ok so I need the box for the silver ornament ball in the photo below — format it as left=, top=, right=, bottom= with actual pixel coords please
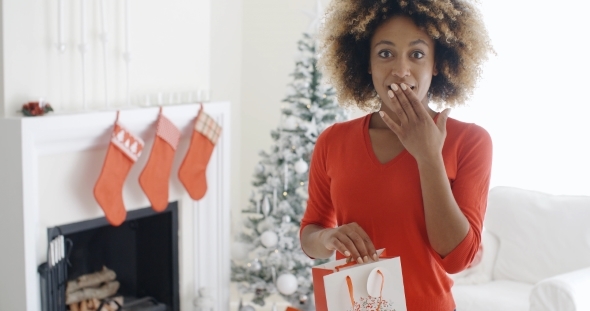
left=282, top=215, right=291, bottom=223
left=239, top=306, right=255, bottom=311
left=249, top=259, right=262, bottom=272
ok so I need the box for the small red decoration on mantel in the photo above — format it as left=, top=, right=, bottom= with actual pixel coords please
left=21, top=101, right=53, bottom=116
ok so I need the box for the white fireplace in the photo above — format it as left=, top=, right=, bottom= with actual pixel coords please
left=0, top=102, right=231, bottom=311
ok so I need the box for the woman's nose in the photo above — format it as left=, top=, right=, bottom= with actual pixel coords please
left=391, top=58, right=410, bottom=78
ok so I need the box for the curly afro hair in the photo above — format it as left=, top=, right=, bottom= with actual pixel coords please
left=319, top=0, right=494, bottom=111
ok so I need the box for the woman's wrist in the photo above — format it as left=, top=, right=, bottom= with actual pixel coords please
left=415, top=152, right=445, bottom=170
left=302, top=225, right=335, bottom=259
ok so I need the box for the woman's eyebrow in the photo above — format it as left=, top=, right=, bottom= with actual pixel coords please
left=373, top=39, right=430, bottom=48
left=410, top=39, right=430, bottom=47
left=373, top=40, right=395, bottom=48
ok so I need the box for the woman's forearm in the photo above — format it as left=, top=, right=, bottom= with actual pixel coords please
left=301, top=224, right=335, bottom=259
left=417, top=155, right=470, bottom=257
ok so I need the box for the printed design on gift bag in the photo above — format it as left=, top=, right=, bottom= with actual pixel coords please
left=345, top=269, right=396, bottom=311
left=156, top=113, right=181, bottom=150
left=194, top=109, right=222, bottom=144
left=111, top=123, right=145, bottom=162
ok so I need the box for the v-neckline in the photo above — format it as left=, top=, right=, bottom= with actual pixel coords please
left=362, top=112, right=440, bottom=168
left=363, top=113, right=408, bottom=168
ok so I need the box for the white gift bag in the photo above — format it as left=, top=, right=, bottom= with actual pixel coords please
left=312, top=249, right=407, bottom=311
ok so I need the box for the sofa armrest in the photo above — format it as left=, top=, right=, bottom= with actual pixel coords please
left=530, top=267, right=590, bottom=311
left=448, top=229, right=499, bottom=285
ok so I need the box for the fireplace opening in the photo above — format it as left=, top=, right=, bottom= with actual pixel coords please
left=47, top=202, right=180, bottom=311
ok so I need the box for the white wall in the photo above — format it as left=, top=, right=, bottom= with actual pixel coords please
left=1, top=0, right=209, bottom=115
left=450, top=0, right=590, bottom=196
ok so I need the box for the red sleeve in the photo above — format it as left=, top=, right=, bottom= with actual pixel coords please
left=299, top=125, right=338, bottom=257
left=436, top=124, right=493, bottom=274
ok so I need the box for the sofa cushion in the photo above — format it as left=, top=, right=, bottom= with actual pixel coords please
left=449, top=229, right=499, bottom=285
left=485, top=186, right=590, bottom=283
left=452, top=280, right=532, bottom=311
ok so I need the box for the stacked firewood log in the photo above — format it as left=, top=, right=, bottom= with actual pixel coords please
left=68, top=297, right=123, bottom=311
left=66, top=266, right=123, bottom=311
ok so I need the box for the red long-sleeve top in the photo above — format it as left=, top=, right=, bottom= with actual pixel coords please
left=301, top=113, right=493, bottom=311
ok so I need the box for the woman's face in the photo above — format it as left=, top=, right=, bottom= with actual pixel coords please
left=369, top=15, right=438, bottom=107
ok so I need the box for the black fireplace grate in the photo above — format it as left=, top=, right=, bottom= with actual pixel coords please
left=38, top=233, right=71, bottom=311
left=41, top=203, right=179, bottom=311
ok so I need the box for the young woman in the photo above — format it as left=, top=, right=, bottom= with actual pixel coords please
left=300, top=0, right=494, bottom=310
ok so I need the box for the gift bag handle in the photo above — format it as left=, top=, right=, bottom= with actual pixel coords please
left=345, top=269, right=385, bottom=310
left=335, top=252, right=388, bottom=272
left=345, top=275, right=356, bottom=308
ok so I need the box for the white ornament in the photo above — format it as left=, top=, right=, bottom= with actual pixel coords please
left=260, top=230, right=278, bottom=248
left=282, top=215, right=291, bottom=223
left=276, top=273, right=298, bottom=295
left=294, top=158, right=309, bottom=174
left=255, top=163, right=265, bottom=174
left=262, top=196, right=271, bottom=217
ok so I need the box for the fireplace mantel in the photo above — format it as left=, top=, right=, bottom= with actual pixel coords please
left=0, top=102, right=231, bottom=311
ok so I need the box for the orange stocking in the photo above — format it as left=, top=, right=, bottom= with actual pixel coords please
left=94, top=114, right=144, bottom=226
left=139, top=109, right=181, bottom=212
left=178, top=105, right=222, bottom=200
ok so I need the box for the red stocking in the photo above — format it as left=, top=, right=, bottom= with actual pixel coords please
left=178, top=105, right=222, bottom=200
left=94, top=112, right=144, bottom=226
left=139, top=108, right=181, bottom=212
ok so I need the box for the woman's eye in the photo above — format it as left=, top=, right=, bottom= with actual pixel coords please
left=412, top=51, right=425, bottom=59
left=378, top=50, right=392, bottom=58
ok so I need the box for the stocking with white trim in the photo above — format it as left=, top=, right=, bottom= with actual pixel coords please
left=94, top=113, right=144, bottom=226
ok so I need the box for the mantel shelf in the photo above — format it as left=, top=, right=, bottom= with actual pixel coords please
left=11, top=102, right=228, bottom=155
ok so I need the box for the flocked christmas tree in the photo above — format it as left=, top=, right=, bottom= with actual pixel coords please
left=230, top=31, right=348, bottom=311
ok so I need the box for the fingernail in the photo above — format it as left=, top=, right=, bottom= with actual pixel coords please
left=387, top=90, right=394, bottom=98
left=344, top=251, right=351, bottom=257
left=373, top=253, right=378, bottom=261
left=363, top=256, right=369, bottom=263
left=379, top=111, right=385, bottom=118
left=400, top=83, right=407, bottom=90
left=357, top=257, right=363, bottom=264
left=391, top=84, right=399, bottom=91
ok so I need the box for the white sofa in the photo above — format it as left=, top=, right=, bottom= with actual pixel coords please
left=450, top=186, right=590, bottom=311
